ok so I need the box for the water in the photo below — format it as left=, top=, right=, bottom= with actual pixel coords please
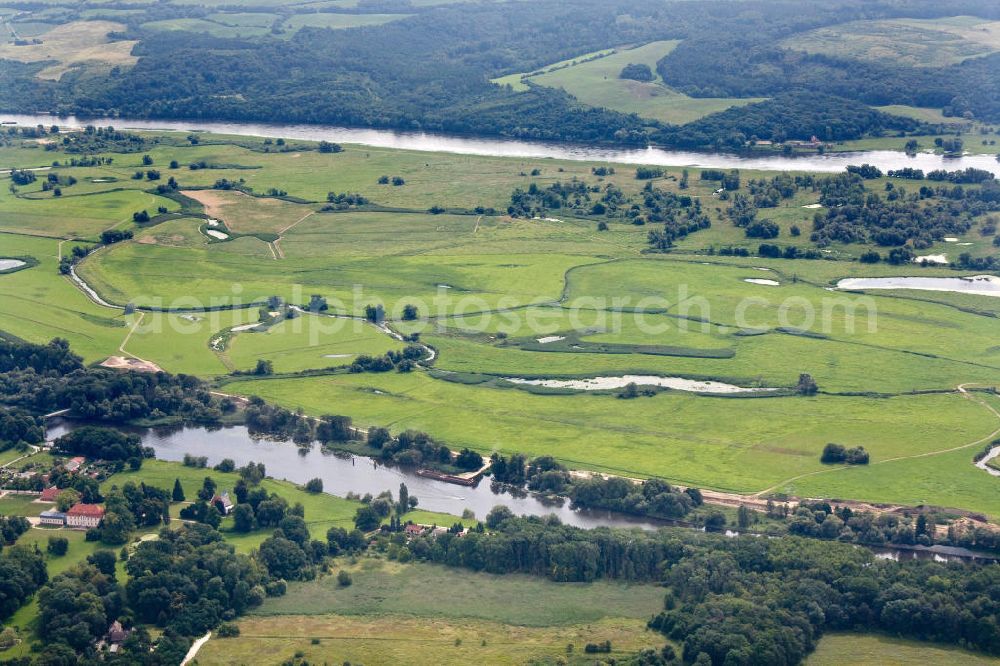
left=837, top=275, right=1000, bottom=298
left=0, top=259, right=26, bottom=271
left=503, top=375, right=776, bottom=393
left=44, top=419, right=668, bottom=530
left=6, top=112, right=1000, bottom=175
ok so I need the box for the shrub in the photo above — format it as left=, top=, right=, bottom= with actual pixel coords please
left=337, top=570, right=352, bottom=587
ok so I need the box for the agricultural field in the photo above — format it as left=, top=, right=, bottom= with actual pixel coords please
left=783, top=16, right=1000, bottom=68
left=498, top=41, right=765, bottom=125
left=0, top=20, right=137, bottom=80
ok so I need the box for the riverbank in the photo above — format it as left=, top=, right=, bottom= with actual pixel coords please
left=4, top=112, right=1000, bottom=176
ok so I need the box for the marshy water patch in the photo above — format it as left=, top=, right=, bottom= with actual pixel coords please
left=744, top=278, right=780, bottom=286
left=0, top=259, right=27, bottom=271
left=837, top=275, right=1000, bottom=298
left=503, top=375, right=776, bottom=393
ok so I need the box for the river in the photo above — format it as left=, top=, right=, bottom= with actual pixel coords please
left=44, top=419, right=669, bottom=531
left=42, top=419, right=1000, bottom=561
left=5, top=112, right=1000, bottom=175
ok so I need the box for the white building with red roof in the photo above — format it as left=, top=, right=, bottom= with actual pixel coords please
left=66, top=503, right=104, bottom=529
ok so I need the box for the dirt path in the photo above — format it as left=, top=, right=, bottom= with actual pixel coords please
left=278, top=210, right=315, bottom=235
left=180, top=632, right=211, bottom=666
left=473, top=215, right=482, bottom=233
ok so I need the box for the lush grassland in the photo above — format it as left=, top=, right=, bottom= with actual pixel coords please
left=529, top=41, right=765, bottom=124
left=225, top=315, right=401, bottom=374
left=0, top=233, right=134, bottom=363
left=225, top=371, right=1000, bottom=513
left=3, top=133, right=1000, bottom=518
left=807, top=633, right=1000, bottom=665
left=782, top=16, right=1000, bottom=68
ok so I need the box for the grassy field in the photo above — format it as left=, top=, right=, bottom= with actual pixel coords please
left=281, top=12, right=410, bottom=31
left=198, top=614, right=658, bottom=665
left=783, top=16, right=1000, bottom=68
left=0, top=20, right=137, bottom=79
left=225, top=372, right=1000, bottom=513
left=500, top=41, right=764, bottom=124
left=807, top=633, right=1000, bottom=665
left=194, top=557, right=666, bottom=665
left=255, top=558, right=665, bottom=625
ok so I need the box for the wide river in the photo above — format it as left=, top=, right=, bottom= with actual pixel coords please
left=5, top=112, right=1000, bottom=175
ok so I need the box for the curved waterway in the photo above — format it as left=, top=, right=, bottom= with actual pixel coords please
left=5, top=112, right=1000, bottom=175
left=44, top=419, right=668, bottom=531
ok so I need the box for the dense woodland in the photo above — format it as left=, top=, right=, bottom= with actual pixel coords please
left=0, top=338, right=230, bottom=423
left=3, top=0, right=1000, bottom=146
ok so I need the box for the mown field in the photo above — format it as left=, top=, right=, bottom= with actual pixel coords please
left=196, top=557, right=666, bottom=665
left=2, top=130, right=999, bottom=518
left=783, top=16, right=1000, bottom=68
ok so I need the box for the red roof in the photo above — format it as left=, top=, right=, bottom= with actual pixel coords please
left=67, top=503, right=105, bottom=517
left=70, top=457, right=85, bottom=464
left=39, top=486, right=59, bottom=502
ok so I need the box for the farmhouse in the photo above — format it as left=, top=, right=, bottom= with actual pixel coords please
left=39, top=510, right=66, bottom=526
left=64, top=456, right=85, bottom=472
left=39, top=486, right=59, bottom=502
left=66, top=503, right=104, bottom=528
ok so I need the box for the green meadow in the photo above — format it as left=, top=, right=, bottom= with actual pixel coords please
left=528, top=40, right=766, bottom=124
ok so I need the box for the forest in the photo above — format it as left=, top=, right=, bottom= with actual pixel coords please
left=3, top=0, right=1000, bottom=146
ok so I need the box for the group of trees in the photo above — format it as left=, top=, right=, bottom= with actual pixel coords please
left=0, top=338, right=231, bottom=424
left=490, top=451, right=705, bottom=521
left=811, top=172, right=1000, bottom=248
left=52, top=427, right=152, bottom=468
left=820, top=442, right=870, bottom=465
left=657, top=93, right=919, bottom=150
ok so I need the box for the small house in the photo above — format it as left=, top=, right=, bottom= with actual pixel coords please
left=39, top=486, right=59, bottom=503
left=66, top=503, right=104, bottom=529
left=404, top=523, right=425, bottom=537
left=211, top=491, right=234, bottom=516
left=39, top=510, right=66, bottom=526
left=65, top=456, right=85, bottom=472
